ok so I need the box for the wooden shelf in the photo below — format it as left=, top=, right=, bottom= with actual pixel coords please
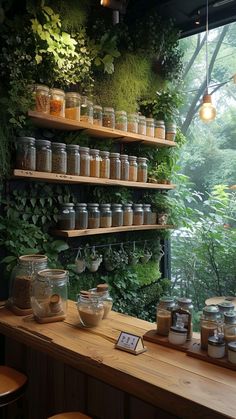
left=28, top=111, right=176, bottom=148
left=53, top=224, right=174, bottom=238
left=13, top=170, right=176, bottom=190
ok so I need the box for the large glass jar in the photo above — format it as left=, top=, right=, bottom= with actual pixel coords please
left=129, top=156, right=138, bottom=182
left=137, top=157, right=148, bottom=183
left=93, top=105, right=103, bottom=126
left=34, top=84, right=50, bottom=113
left=65, top=92, right=80, bottom=120
left=123, top=204, right=133, bottom=226
left=88, top=203, right=100, bottom=229
left=8, top=255, right=48, bottom=314
left=115, top=111, right=127, bottom=131
left=166, top=122, right=177, bottom=141
left=52, top=142, right=67, bottom=174
left=100, top=204, right=112, bottom=228
left=103, top=107, right=115, bottom=129
left=58, top=203, right=75, bottom=230
left=16, top=137, right=36, bottom=171
left=200, top=306, right=221, bottom=350
left=36, top=139, right=52, bottom=172
left=90, top=284, right=113, bottom=319
left=75, top=203, right=88, bottom=230
left=224, top=312, right=236, bottom=346
left=76, top=291, right=104, bottom=327
left=138, top=115, right=146, bottom=136
left=80, top=147, right=90, bottom=177
left=110, top=153, right=121, bottom=180
left=156, top=297, right=176, bottom=336
left=146, top=118, right=155, bottom=137
left=120, top=154, right=129, bottom=181
left=218, top=301, right=235, bottom=319
left=49, top=88, right=65, bottom=117
left=143, top=204, right=152, bottom=225
left=31, top=269, right=68, bottom=323
left=133, top=204, right=144, bottom=225
left=155, top=120, right=165, bottom=139
left=173, top=298, right=193, bottom=340
left=66, top=144, right=80, bottom=176
left=90, top=149, right=100, bottom=178
left=127, top=113, right=138, bottom=133
left=100, top=151, right=110, bottom=179
left=80, top=96, right=93, bottom=123
left=112, top=204, right=123, bottom=227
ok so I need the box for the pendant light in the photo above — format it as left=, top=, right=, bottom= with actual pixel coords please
left=199, top=0, right=217, bottom=122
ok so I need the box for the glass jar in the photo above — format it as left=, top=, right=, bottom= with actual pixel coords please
left=65, top=92, right=80, bottom=121
left=16, top=137, right=36, bottom=171
left=218, top=301, right=235, bottom=319
left=93, top=105, right=103, bottom=126
left=168, top=325, right=187, bottom=345
left=8, top=255, right=48, bottom=313
left=166, top=122, right=177, bottom=141
left=88, top=203, right=100, bottom=229
left=127, top=113, right=138, bottom=133
left=49, top=88, right=65, bottom=117
left=100, top=204, right=112, bottom=228
left=31, top=269, right=68, bottom=323
left=66, top=144, right=80, bottom=176
left=75, top=203, right=88, bottom=230
left=129, top=156, right=138, bottom=182
left=103, top=107, right=115, bottom=129
left=138, top=115, right=146, bottom=136
left=80, top=147, right=90, bottom=177
left=137, top=157, right=148, bottom=183
left=208, top=336, right=225, bottom=359
left=100, top=151, right=110, bottom=179
left=110, top=153, right=121, bottom=180
left=80, top=96, right=93, bottom=123
left=133, top=204, right=144, bottom=225
left=120, top=154, right=129, bottom=181
left=90, top=284, right=113, bottom=319
left=143, top=204, right=152, bottom=225
left=154, top=120, right=165, bottom=139
left=58, top=203, right=75, bottom=230
left=115, top=111, right=127, bottom=131
left=156, top=297, right=175, bottom=336
left=228, top=342, right=236, bottom=364
left=200, top=306, right=221, bottom=350
left=36, top=139, right=52, bottom=172
left=112, top=204, right=123, bottom=227
left=224, top=312, right=236, bottom=346
left=123, top=204, right=133, bottom=226
left=173, top=298, right=193, bottom=341
left=90, top=149, right=100, bottom=178
left=52, top=142, right=67, bottom=174
left=76, top=291, right=104, bottom=327
left=146, top=118, right=155, bottom=137
left=34, top=84, right=50, bottom=113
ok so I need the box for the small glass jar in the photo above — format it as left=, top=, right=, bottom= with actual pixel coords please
left=90, top=149, right=100, bottom=178
left=80, top=147, right=90, bottom=177
left=110, top=153, right=121, bottom=180
left=65, top=92, right=80, bottom=120
left=112, top=204, right=123, bottom=227
left=123, top=204, right=133, bottom=226
left=127, top=113, right=138, bottom=133
left=115, top=111, right=127, bottom=131
left=16, top=137, right=36, bottom=171
left=100, top=151, right=110, bottom=179
left=58, top=203, right=75, bottom=230
left=49, top=88, right=65, bottom=117
left=138, top=115, right=146, bottom=136
left=66, top=144, right=80, bottom=176
left=35, top=84, right=50, bottom=113
left=156, top=297, right=175, bottom=336
left=228, top=342, right=236, bottom=364
left=80, top=96, right=93, bottom=124
left=52, top=142, right=67, bottom=174
left=143, top=204, right=152, bottom=225
left=103, top=107, right=115, bottom=129
left=224, top=311, right=236, bottom=346
left=172, top=298, right=193, bottom=341
left=137, top=157, right=148, bottom=183
left=218, top=301, right=235, bottom=319
left=146, top=118, right=155, bottom=137
left=88, top=203, right=100, bottom=229
left=154, top=120, right=165, bottom=139
left=129, top=156, right=138, bottom=182
left=200, top=305, right=221, bottom=350
left=208, top=336, right=225, bottom=359
left=36, top=139, right=52, bottom=172
left=120, top=154, right=129, bottom=181
left=75, top=203, right=88, bottom=230
left=133, top=204, right=144, bottom=225
left=90, top=284, right=113, bottom=319
left=166, top=122, right=177, bottom=141
left=93, top=105, right=103, bottom=126
left=31, top=269, right=68, bottom=323
left=77, top=291, right=104, bottom=327
left=100, top=204, right=112, bottom=228
left=168, top=325, right=187, bottom=345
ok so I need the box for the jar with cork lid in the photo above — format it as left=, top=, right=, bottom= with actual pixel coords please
left=200, top=305, right=221, bottom=350
left=156, top=296, right=175, bottom=336
left=76, top=291, right=104, bottom=327
left=90, top=284, right=113, bottom=319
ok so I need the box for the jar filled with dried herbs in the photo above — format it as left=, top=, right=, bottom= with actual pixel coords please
left=100, top=151, right=110, bottom=178
left=120, top=154, right=129, bottom=181
left=16, top=137, right=36, bottom=171
left=133, top=204, right=144, bottom=225
left=115, top=111, right=127, bottom=131
left=67, top=144, right=80, bottom=176
left=110, top=153, right=121, bottom=180
left=88, top=203, right=100, bottom=229
left=129, top=156, right=138, bottom=182
left=154, top=120, right=165, bottom=139
left=58, top=203, right=75, bottom=230
left=36, top=139, right=52, bottom=172
left=52, top=142, right=67, bottom=174
left=127, top=113, right=138, bottom=133
left=138, top=115, right=146, bottom=136
left=137, top=157, right=148, bottom=183
left=90, top=149, right=100, bottom=178
left=100, top=204, right=112, bottom=228
left=146, top=118, right=155, bottom=137
left=80, top=147, right=90, bottom=177
left=112, top=204, right=123, bottom=227
left=123, top=203, right=133, bottom=226
left=75, top=203, right=88, bottom=229
left=103, top=107, right=115, bottom=129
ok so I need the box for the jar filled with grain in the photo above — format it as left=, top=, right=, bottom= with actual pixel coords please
left=166, top=122, right=177, bottom=141
left=100, top=203, right=112, bottom=228
left=154, top=120, right=165, bottom=139
left=133, top=204, right=144, bottom=225
left=146, top=118, right=155, bottom=137
left=34, top=84, right=50, bottom=113
left=80, top=147, right=90, bottom=177
left=138, top=115, right=146, bottom=136
left=77, top=291, right=104, bottom=327
left=127, top=113, right=138, bottom=133
left=49, top=88, right=65, bottom=117
left=143, top=204, right=152, bottom=225
left=66, top=144, right=80, bottom=176
left=58, top=203, right=75, bottom=230
left=103, top=107, right=115, bottom=129
left=137, top=157, right=148, bottom=183
left=120, top=154, right=129, bottom=181
left=90, top=149, right=100, bottom=178
left=115, top=111, right=127, bottom=131
left=123, top=203, right=133, bottom=226
left=112, top=204, right=123, bottom=227
left=93, top=105, right=103, bottom=126
left=75, top=203, right=88, bottom=230
left=65, top=92, right=80, bottom=120
left=129, top=156, right=138, bottom=182
left=90, top=284, right=113, bottom=319
left=36, top=139, right=52, bottom=172
left=156, top=297, right=176, bottom=336
left=16, top=137, right=36, bottom=171
left=88, top=203, right=100, bottom=229
left=200, top=306, right=221, bottom=350
left=80, top=96, right=93, bottom=123
left=52, top=142, right=67, bottom=174
left=110, top=153, right=121, bottom=180
left=100, top=151, right=110, bottom=178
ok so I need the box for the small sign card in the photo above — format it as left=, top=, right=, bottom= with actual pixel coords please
left=115, top=331, right=147, bottom=355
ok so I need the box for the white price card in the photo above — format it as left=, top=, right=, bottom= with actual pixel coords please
left=115, top=331, right=147, bottom=355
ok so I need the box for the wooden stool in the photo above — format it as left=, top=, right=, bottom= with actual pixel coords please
left=0, top=365, right=27, bottom=407
left=48, top=413, right=92, bottom=419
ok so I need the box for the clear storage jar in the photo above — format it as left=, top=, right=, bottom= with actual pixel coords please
left=137, top=157, right=148, bottom=183
left=143, top=204, right=152, bottom=225
left=50, top=88, right=65, bottom=117
left=103, top=107, right=115, bottom=129
left=112, top=204, right=123, bottom=227
left=100, top=151, right=110, bottom=179
left=129, top=156, right=138, bottom=182
left=127, top=113, right=138, bottom=133
left=115, top=111, right=127, bottom=131
left=173, top=298, right=193, bottom=341
left=31, top=269, right=68, bottom=323
left=166, top=122, right=177, bottom=141
left=138, top=115, right=146, bottom=136
left=80, top=96, right=93, bottom=123
left=208, top=336, right=225, bottom=359
left=80, top=147, right=90, bottom=177
left=90, top=284, right=113, bottom=319
left=146, top=118, right=155, bottom=137
left=224, top=312, right=236, bottom=346
left=133, top=204, right=144, bottom=225
left=156, top=297, right=176, bottom=336
left=110, top=153, right=121, bottom=180
left=93, top=105, right=103, bottom=126
left=16, top=137, right=36, bottom=171
left=36, top=139, right=52, bottom=172
left=52, top=142, right=67, bottom=174
left=75, top=203, right=88, bottom=230
left=58, top=203, right=75, bottom=230
left=218, top=301, right=235, bottom=319
left=120, top=154, right=129, bottom=181
left=65, top=92, right=80, bottom=120
left=123, top=204, right=133, bottom=226
left=90, top=149, right=100, bottom=178
left=35, top=84, right=50, bottom=113
left=155, top=120, right=165, bottom=139
left=100, top=204, right=112, bottom=228
left=88, top=203, right=100, bottom=229
left=77, top=291, right=104, bottom=327
left=200, top=305, right=221, bottom=350
left=66, top=144, right=80, bottom=176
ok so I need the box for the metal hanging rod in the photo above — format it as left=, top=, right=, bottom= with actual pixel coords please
left=73, top=239, right=158, bottom=251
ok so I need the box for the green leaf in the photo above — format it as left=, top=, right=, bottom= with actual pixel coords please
left=0, top=256, right=17, bottom=264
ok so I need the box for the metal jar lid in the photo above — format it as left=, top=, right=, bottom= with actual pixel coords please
left=224, top=311, right=236, bottom=323
left=208, top=336, right=225, bottom=347
left=218, top=301, right=235, bottom=312
left=203, top=305, right=220, bottom=320
left=36, top=139, right=51, bottom=147
left=228, top=342, right=236, bottom=352
left=66, top=144, right=80, bottom=151
left=170, top=326, right=187, bottom=334
left=158, top=296, right=175, bottom=310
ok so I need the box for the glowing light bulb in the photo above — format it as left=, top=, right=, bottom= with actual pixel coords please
left=199, top=94, right=216, bottom=122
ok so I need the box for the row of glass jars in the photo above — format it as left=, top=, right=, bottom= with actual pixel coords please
left=77, top=284, right=113, bottom=328
left=34, top=84, right=176, bottom=140
left=58, top=203, right=155, bottom=230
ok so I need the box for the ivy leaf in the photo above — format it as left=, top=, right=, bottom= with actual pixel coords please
left=35, top=54, right=42, bottom=64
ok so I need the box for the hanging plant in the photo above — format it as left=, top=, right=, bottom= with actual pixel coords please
left=85, top=246, right=103, bottom=273
left=75, top=247, right=86, bottom=274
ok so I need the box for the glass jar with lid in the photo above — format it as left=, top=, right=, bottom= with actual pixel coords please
left=146, top=118, right=155, bottom=137
left=156, top=296, right=176, bottom=336
left=200, top=305, right=221, bottom=350
left=93, top=105, right=103, bottom=126
left=218, top=301, right=235, bottom=319
left=115, top=111, right=127, bottom=131
left=75, top=203, right=88, bottom=230
left=8, top=254, right=48, bottom=314
left=49, top=88, right=65, bottom=117
left=90, top=149, right=100, bottom=178
left=112, top=204, right=123, bottom=227
left=172, top=298, right=193, bottom=340
left=100, top=203, right=112, bottom=228
left=31, top=269, right=68, bottom=323
left=36, top=139, right=52, bottom=172
left=127, top=113, right=138, bottom=133
left=65, top=92, right=80, bottom=120
left=16, top=137, right=36, bottom=171
left=80, top=96, right=93, bottom=123
left=133, top=204, right=144, bottom=225
left=143, top=204, right=152, bottom=225
left=76, top=291, right=104, bottom=327
left=138, top=115, right=146, bottom=136
left=120, top=154, right=129, bottom=181
left=66, top=144, right=80, bottom=176
left=88, top=203, right=100, bottom=229
left=224, top=311, right=236, bottom=346
left=34, top=84, right=50, bottom=113
left=166, top=122, right=177, bottom=141
left=155, top=120, right=165, bottom=139
left=80, top=147, right=90, bottom=177
left=103, top=107, right=115, bottom=129
left=52, top=142, right=67, bottom=174
left=110, top=153, right=121, bottom=180
left=123, top=203, right=133, bottom=226
left=137, top=157, right=148, bottom=183
left=129, top=156, right=138, bottom=182
left=208, top=336, right=225, bottom=359
left=58, top=203, right=75, bottom=230
left=90, top=284, right=113, bottom=319
left=100, top=151, right=110, bottom=179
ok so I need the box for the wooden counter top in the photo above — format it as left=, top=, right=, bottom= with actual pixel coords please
left=0, top=301, right=235, bottom=419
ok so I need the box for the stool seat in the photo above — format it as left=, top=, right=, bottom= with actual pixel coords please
left=48, top=413, right=92, bottom=419
left=0, top=366, right=27, bottom=407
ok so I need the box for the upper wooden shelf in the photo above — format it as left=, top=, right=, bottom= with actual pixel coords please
left=28, top=111, right=176, bottom=148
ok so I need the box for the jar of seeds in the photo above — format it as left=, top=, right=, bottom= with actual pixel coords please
left=120, top=154, right=129, bottom=181
left=88, top=203, right=100, bottom=229
left=52, top=142, right=67, bottom=174
left=123, top=204, right=133, bottom=226
left=16, top=137, right=36, bottom=171
left=58, top=203, right=75, bottom=230
left=36, top=139, right=52, bottom=172
left=100, top=204, right=112, bottom=228
left=137, top=157, right=148, bottom=183
left=127, top=113, right=138, bottom=133
left=129, top=156, right=138, bottom=182
left=138, top=115, right=146, bottom=136
left=143, top=204, right=152, bottom=224
left=115, top=111, right=127, bottom=131
left=67, top=144, right=80, bottom=176
left=112, top=204, right=123, bottom=227
left=110, top=153, right=121, bottom=180
left=133, top=204, right=144, bottom=225
left=75, top=203, right=88, bottom=230
left=90, top=149, right=100, bottom=178
left=100, top=151, right=110, bottom=178
left=80, top=147, right=90, bottom=177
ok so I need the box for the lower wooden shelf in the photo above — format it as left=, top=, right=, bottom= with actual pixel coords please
left=53, top=224, right=173, bottom=237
